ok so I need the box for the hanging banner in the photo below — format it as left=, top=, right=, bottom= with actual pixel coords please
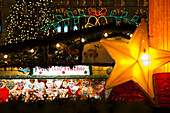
left=33, top=65, right=90, bottom=75
left=82, top=37, right=128, bottom=64
left=82, top=41, right=113, bottom=64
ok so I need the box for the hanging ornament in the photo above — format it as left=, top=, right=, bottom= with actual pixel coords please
left=91, top=80, right=105, bottom=94
left=82, top=87, right=89, bottom=97
left=81, top=81, right=89, bottom=88
left=70, top=86, right=79, bottom=95
left=100, top=19, right=170, bottom=103
left=5, top=80, right=15, bottom=90
left=53, top=80, right=63, bottom=88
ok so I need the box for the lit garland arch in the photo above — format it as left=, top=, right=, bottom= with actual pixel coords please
left=1, top=7, right=140, bottom=68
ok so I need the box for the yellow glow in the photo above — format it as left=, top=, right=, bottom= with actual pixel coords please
left=130, top=34, right=133, bottom=37
left=140, top=54, right=151, bottom=60
left=104, top=32, right=108, bottom=37
left=81, top=38, right=85, bottom=42
left=142, top=61, right=151, bottom=66
left=140, top=54, right=151, bottom=66
left=56, top=43, right=60, bottom=47
left=100, top=19, right=170, bottom=101
left=30, top=49, right=34, bottom=53
left=100, top=20, right=155, bottom=99
left=4, top=55, right=8, bottom=59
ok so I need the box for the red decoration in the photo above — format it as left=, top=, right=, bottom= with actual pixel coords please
left=108, top=81, right=149, bottom=103
left=39, top=71, right=42, bottom=74
left=154, top=73, right=170, bottom=107
left=62, top=71, right=65, bottom=74
left=0, top=86, right=9, bottom=103
left=88, top=8, right=107, bottom=16
left=84, top=70, right=87, bottom=74
left=108, top=73, right=170, bottom=107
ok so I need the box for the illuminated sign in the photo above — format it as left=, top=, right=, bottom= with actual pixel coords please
left=40, top=8, right=139, bottom=32
left=57, top=26, right=61, bottom=32
left=33, top=65, right=90, bottom=75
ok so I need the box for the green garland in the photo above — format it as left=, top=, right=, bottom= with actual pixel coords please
left=0, top=75, right=109, bottom=79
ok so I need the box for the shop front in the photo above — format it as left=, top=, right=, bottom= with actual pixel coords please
left=0, top=65, right=111, bottom=103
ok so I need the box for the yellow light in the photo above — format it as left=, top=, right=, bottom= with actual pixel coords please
left=140, top=54, right=151, bottom=60
left=142, top=61, right=151, bottom=66
left=130, top=34, right=133, bottom=37
left=56, top=43, right=60, bottom=47
left=81, top=38, right=85, bottom=42
left=30, top=49, right=34, bottom=53
left=4, top=55, right=8, bottom=59
left=104, top=32, right=108, bottom=37
left=140, top=54, right=151, bottom=66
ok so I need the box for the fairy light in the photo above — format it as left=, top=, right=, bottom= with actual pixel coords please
left=81, top=38, right=85, bottom=42
left=130, top=34, right=133, bottom=37
left=4, top=55, right=8, bottom=59
left=104, top=32, right=108, bottom=37
left=30, top=49, right=34, bottom=53
left=5, top=0, right=52, bottom=44
left=56, top=43, right=60, bottom=47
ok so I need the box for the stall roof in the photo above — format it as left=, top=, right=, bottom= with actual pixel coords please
left=0, top=22, right=136, bottom=53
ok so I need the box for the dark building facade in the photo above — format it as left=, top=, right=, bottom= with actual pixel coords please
left=0, top=0, right=148, bottom=46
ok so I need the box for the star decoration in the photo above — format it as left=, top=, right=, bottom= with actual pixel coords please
left=100, top=19, right=170, bottom=99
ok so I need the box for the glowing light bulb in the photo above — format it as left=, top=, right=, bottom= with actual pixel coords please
left=104, top=32, right=108, bottom=37
left=81, top=38, right=85, bottom=42
left=4, top=55, right=8, bottom=59
left=140, top=54, right=151, bottom=60
left=64, top=26, right=68, bottom=32
left=130, top=34, right=133, bottom=37
left=30, top=49, right=34, bottom=53
left=73, top=25, right=78, bottom=31
left=56, top=43, right=60, bottom=47
left=57, top=26, right=61, bottom=33
left=140, top=54, right=151, bottom=66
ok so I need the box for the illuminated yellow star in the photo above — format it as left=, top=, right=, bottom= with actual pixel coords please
left=100, top=19, right=170, bottom=99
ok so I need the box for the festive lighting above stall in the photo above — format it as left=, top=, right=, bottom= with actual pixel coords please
left=40, top=8, right=140, bottom=32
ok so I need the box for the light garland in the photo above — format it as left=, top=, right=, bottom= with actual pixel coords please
left=40, top=8, right=140, bottom=32
left=6, top=0, right=53, bottom=44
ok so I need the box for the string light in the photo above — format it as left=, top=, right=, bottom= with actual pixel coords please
left=81, top=38, right=85, bottom=42
left=30, top=49, right=34, bottom=53
left=64, top=26, right=68, bottom=33
left=130, top=34, right=133, bottom=37
left=6, top=0, right=53, bottom=44
left=73, top=25, right=78, bottom=31
left=56, top=43, right=60, bottom=47
left=4, top=55, right=8, bottom=59
left=104, top=32, right=108, bottom=37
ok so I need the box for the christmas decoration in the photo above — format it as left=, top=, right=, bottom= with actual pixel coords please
left=154, top=73, right=170, bottom=107
left=41, top=8, right=140, bottom=32
left=6, top=0, right=53, bottom=44
left=100, top=19, right=170, bottom=102
left=0, top=86, right=9, bottom=103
